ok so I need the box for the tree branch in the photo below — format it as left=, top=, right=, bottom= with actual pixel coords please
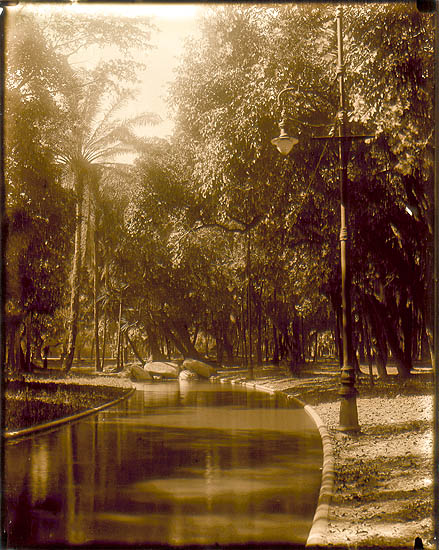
left=193, top=214, right=264, bottom=235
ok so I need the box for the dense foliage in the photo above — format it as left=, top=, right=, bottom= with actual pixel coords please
left=4, top=3, right=433, bottom=379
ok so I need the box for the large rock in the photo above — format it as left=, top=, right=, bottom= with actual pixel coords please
left=143, top=361, right=180, bottom=379
left=178, top=369, right=200, bottom=381
left=182, top=358, right=217, bottom=379
left=130, top=364, right=154, bottom=382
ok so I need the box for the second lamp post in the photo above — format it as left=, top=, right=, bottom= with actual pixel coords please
left=272, top=5, right=371, bottom=432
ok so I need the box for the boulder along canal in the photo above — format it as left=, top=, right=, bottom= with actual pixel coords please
left=4, top=381, right=323, bottom=548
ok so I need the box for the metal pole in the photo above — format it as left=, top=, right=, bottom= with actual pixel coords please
left=247, top=230, right=253, bottom=378
left=433, top=4, right=438, bottom=545
left=336, top=5, right=359, bottom=432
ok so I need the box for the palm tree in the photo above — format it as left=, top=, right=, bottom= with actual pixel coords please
left=55, top=80, right=158, bottom=371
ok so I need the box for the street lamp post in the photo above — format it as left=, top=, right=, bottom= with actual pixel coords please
left=272, top=6, right=372, bottom=432
left=334, top=5, right=359, bottom=432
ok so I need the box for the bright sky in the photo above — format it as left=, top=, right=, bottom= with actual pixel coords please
left=29, top=2, right=205, bottom=139
left=97, top=3, right=205, bottom=139
left=85, top=3, right=204, bottom=139
left=9, top=1, right=207, bottom=157
left=132, top=4, right=203, bottom=139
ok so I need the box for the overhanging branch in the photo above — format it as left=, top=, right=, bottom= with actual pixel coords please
left=193, top=214, right=264, bottom=235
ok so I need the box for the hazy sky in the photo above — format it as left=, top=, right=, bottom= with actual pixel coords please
left=78, top=3, right=204, bottom=139
left=33, top=2, right=205, bottom=139
left=134, top=4, right=203, bottom=138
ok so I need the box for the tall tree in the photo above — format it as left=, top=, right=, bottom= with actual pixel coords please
left=4, top=9, right=75, bottom=371
left=4, top=5, right=158, bottom=371
left=54, top=81, right=158, bottom=371
left=167, top=3, right=433, bottom=375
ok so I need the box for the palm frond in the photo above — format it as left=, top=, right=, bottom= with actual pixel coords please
left=85, top=92, right=133, bottom=145
left=80, top=185, right=92, bottom=265
left=86, top=143, right=136, bottom=164
left=81, top=129, right=125, bottom=158
left=121, top=112, right=162, bottom=129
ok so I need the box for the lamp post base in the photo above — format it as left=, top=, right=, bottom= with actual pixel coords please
left=338, top=393, right=360, bottom=433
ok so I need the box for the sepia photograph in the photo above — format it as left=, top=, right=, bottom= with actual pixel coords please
left=2, top=1, right=436, bottom=549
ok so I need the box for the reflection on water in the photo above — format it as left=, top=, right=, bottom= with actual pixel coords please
left=4, top=382, right=322, bottom=548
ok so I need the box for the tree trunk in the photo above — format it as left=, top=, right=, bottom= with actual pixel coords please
left=223, top=329, right=234, bottom=362
left=126, top=332, right=144, bottom=364
left=272, top=321, right=279, bottom=364
left=101, top=268, right=108, bottom=370
left=215, top=335, right=223, bottom=365
left=401, top=297, right=413, bottom=367
left=384, top=322, right=412, bottom=377
left=423, top=243, right=434, bottom=366
left=166, top=335, right=172, bottom=360
left=300, top=315, right=305, bottom=363
left=362, top=320, right=374, bottom=386
left=160, top=321, right=187, bottom=359
left=425, top=325, right=434, bottom=366
left=192, top=326, right=199, bottom=347
left=6, top=314, right=24, bottom=372
left=375, top=337, right=389, bottom=379
left=170, top=318, right=202, bottom=359
left=25, top=312, right=32, bottom=370
left=93, top=226, right=101, bottom=372
left=256, top=291, right=263, bottom=365
left=63, top=172, right=84, bottom=372
left=116, top=291, right=123, bottom=371
left=101, top=306, right=107, bottom=370
left=247, top=231, right=253, bottom=377
left=351, top=329, right=361, bottom=375
left=76, top=335, right=82, bottom=361
left=370, top=295, right=411, bottom=378
left=204, top=329, right=209, bottom=358
left=123, top=337, right=128, bottom=365
left=358, top=318, right=366, bottom=364
left=241, top=295, right=247, bottom=366
left=364, top=296, right=388, bottom=379
left=90, top=337, right=95, bottom=360
left=146, top=322, right=167, bottom=361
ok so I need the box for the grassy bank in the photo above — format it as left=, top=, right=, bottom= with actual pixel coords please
left=4, top=371, right=132, bottom=432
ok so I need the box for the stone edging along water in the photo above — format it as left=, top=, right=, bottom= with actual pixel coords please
left=213, top=377, right=335, bottom=549
left=302, top=403, right=335, bottom=548
left=3, top=387, right=136, bottom=442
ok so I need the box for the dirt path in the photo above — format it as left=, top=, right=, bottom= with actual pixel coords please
left=214, top=362, right=434, bottom=549
left=314, top=395, right=433, bottom=549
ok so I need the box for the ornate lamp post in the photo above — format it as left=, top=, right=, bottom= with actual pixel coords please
left=272, top=6, right=372, bottom=432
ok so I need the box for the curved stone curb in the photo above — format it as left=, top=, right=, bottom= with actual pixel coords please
left=303, top=404, right=335, bottom=548
left=212, top=376, right=334, bottom=548
left=4, top=387, right=136, bottom=442
left=243, top=381, right=276, bottom=394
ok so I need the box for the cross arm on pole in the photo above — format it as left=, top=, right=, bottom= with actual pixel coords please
left=312, top=135, right=375, bottom=141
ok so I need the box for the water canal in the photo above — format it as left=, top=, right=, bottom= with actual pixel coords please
left=4, top=381, right=323, bottom=548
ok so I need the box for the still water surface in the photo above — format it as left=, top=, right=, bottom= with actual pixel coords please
left=4, top=382, right=322, bottom=548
